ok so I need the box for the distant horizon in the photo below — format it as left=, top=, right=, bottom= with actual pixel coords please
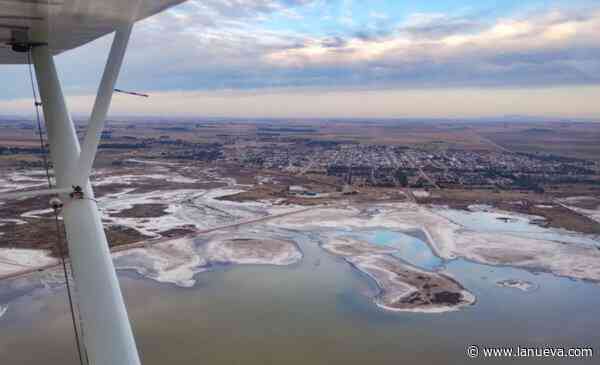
left=2, top=114, right=599, bottom=124
left=1, top=85, right=600, bottom=121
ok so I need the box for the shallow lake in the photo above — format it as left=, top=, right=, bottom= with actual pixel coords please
left=1, top=226, right=599, bottom=365
left=436, top=208, right=600, bottom=246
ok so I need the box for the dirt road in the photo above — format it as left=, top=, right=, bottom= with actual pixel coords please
left=0, top=206, right=318, bottom=281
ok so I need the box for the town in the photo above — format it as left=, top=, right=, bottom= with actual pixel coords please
left=2, top=119, right=600, bottom=195
left=92, top=128, right=600, bottom=192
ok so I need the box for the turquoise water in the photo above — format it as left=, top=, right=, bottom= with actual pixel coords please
left=437, top=209, right=600, bottom=246
left=334, top=229, right=444, bottom=270
left=1, top=221, right=600, bottom=364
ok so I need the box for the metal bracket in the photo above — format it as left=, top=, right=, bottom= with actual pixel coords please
left=69, top=185, right=84, bottom=200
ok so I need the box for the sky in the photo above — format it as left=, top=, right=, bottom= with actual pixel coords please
left=1, top=0, right=600, bottom=119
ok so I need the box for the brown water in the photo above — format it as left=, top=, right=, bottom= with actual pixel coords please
left=1, top=233, right=599, bottom=364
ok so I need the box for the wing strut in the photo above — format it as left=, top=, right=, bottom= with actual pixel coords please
left=75, top=25, right=133, bottom=186
left=31, top=25, right=141, bottom=365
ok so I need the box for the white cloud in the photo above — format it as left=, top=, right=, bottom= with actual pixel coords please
left=266, top=9, right=600, bottom=69
left=2, top=1, right=599, bottom=115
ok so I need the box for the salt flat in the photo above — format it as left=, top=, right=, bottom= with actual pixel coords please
left=1, top=167, right=599, bottom=315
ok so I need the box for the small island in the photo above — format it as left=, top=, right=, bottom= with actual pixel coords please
left=496, top=279, right=539, bottom=292
left=322, top=237, right=475, bottom=313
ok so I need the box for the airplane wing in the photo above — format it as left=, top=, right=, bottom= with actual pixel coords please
left=0, top=0, right=186, bottom=64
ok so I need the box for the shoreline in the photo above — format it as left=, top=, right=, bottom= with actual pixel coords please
left=270, top=203, right=600, bottom=283
left=113, top=235, right=303, bottom=288
left=2, top=178, right=600, bottom=317
left=374, top=290, right=476, bottom=314
left=496, top=279, right=539, bottom=292
left=322, top=237, right=476, bottom=313
left=0, top=205, right=316, bottom=282
left=4, top=201, right=600, bottom=288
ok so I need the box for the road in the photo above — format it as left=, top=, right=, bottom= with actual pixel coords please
left=405, top=152, right=440, bottom=190
left=297, top=155, right=317, bottom=176
left=468, top=129, right=512, bottom=153
left=0, top=206, right=318, bottom=281
left=402, top=188, right=417, bottom=203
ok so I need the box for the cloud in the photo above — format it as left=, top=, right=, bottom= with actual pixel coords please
left=399, top=12, right=483, bottom=39
left=1, top=1, right=600, bottom=104
left=264, top=8, right=600, bottom=87
left=180, top=0, right=319, bottom=20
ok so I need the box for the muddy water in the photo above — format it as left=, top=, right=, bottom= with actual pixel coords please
left=1, top=231, right=600, bottom=364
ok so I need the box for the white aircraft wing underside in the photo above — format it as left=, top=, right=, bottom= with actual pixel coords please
left=0, top=0, right=186, bottom=64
